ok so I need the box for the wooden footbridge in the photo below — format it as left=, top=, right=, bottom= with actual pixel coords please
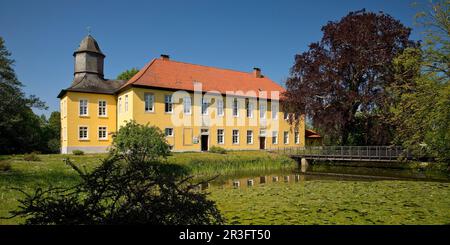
left=269, top=146, right=413, bottom=163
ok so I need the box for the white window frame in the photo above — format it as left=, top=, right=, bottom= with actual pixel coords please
left=271, top=103, right=278, bottom=119
left=232, top=98, right=239, bottom=117
left=217, top=99, right=224, bottom=117
left=272, top=131, right=278, bottom=144
left=144, top=93, right=154, bottom=112
left=246, top=130, right=253, bottom=144
left=232, top=129, right=239, bottom=144
left=246, top=100, right=253, bottom=118
left=78, top=126, right=89, bottom=140
left=124, top=95, right=129, bottom=112
left=165, top=128, right=174, bottom=137
left=98, top=100, right=107, bottom=117
left=165, top=95, right=173, bottom=113
left=284, top=131, right=289, bottom=144
left=201, top=98, right=208, bottom=115
left=217, top=129, right=224, bottom=144
left=118, top=97, right=122, bottom=114
left=98, top=126, right=108, bottom=140
left=183, top=96, right=191, bottom=115
left=79, top=99, right=88, bottom=116
left=295, top=131, right=300, bottom=144
left=259, top=103, right=266, bottom=119
left=63, top=127, right=67, bottom=141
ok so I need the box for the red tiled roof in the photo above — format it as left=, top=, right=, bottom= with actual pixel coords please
left=305, top=129, right=322, bottom=138
left=120, top=57, right=285, bottom=100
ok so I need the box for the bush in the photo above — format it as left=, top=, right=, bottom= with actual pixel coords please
left=72, top=150, right=84, bottom=155
left=23, top=152, right=41, bottom=161
left=209, top=146, right=227, bottom=154
left=47, top=138, right=61, bottom=153
left=0, top=160, right=12, bottom=172
left=110, top=120, right=171, bottom=162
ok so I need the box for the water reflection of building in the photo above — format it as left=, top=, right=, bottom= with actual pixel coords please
left=204, top=174, right=306, bottom=189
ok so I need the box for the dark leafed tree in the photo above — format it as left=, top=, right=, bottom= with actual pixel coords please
left=0, top=37, right=47, bottom=154
left=283, top=10, right=416, bottom=145
left=117, top=67, right=139, bottom=81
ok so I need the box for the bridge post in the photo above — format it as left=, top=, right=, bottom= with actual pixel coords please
left=300, top=158, right=309, bottom=173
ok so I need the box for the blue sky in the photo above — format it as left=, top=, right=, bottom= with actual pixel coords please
left=1, top=0, right=427, bottom=116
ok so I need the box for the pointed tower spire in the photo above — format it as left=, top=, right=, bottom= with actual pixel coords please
left=73, top=35, right=105, bottom=80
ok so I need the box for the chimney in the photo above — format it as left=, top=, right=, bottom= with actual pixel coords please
left=253, top=67, right=262, bottom=78
left=160, top=54, right=170, bottom=61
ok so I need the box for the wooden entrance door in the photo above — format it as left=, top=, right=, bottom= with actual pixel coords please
left=259, top=137, right=266, bottom=150
left=201, top=135, right=209, bottom=151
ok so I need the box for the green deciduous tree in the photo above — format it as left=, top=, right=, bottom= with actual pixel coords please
left=390, top=1, right=449, bottom=162
left=0, top=37, right=47, bottom=154
left=110, top=120, right=171, bottom=163
left=117, top=67, right=139, bottom=81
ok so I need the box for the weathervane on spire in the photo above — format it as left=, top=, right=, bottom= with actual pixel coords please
left=87, top=26, right=91, bottom=36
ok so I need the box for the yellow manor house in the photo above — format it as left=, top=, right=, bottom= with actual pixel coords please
left=58, top=35, right=305, bottom=153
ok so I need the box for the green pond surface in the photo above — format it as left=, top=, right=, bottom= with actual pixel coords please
left=205, top=167, right=450, bottom=225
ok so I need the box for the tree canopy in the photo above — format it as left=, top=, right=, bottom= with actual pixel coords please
left=117, top=68, right=139, bottom=81
left=283, top=10, right=415, bottom=145
left=390, top=1, right=449, bottom=162
left=0, top=37, right=56, bottom=154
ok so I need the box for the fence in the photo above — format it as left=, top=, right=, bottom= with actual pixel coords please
left=268, top=146, right=412, bottom=162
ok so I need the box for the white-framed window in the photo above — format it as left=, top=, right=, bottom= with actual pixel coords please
left=232, top=130, right=239, bottom=144
left=184, top=96, right=191, bottom=115
left=271, top=103, right=278, bottom=119
left=272, top=131, right=278, bottom=144
left=295, top=131, right=300, bottom=144
left=284, top=131, right=289, bottom=144
left=98, top=100, right=107, bottom=116
left=118, top=97, right=122, bottom=113
left=144, top=93, right=154, bottom=112
left=259, top=103, right=266, bottom=119
left=62, top=127, right=67, bottom=141
left=217, top=99, right=224, bottom=116
left=232, top=98, right=239, bottom=117
left=79, top=99, right=88, bottom=116
left=259, top=129, right=266, bottom=137
left=61, top=100, right=67, bottom=118
left=246, top=100, right=253, bottom=118
left=165, top=95, right=173, bottom=113
left=98, top=126, right=107, bottom=140
left=79, top=126, right=88, bottom=140
left=246, top=130, right=253, bottom=144
left=124, top=95, right=129, bottom=112
left=201, top=98, right=208, bottom=115
left=165, top=128, right=174, bottom=137
left=217, top=129, right=224, bottom=144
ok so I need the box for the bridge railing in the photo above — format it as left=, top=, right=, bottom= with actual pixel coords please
left=267, top=146, right=412, bottom=161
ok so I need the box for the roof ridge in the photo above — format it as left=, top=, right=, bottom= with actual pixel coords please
left=161, top=58, right=261, bottom=77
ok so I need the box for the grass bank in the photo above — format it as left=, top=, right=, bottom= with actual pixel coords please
left=167, top=151, right=296, bottom=177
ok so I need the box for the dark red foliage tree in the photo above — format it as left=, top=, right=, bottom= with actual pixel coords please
left=283, top=10, right=416, bottom=145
